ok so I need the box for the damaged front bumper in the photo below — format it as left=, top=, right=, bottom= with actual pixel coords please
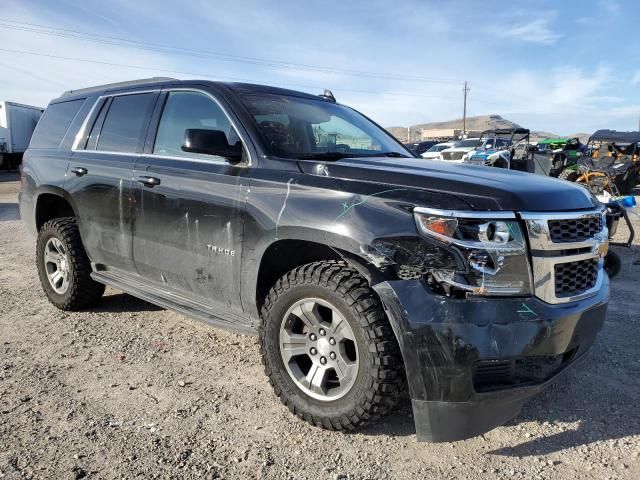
left=374, top=277, right=608, bottom=442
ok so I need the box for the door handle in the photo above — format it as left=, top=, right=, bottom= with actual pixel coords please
left=70, top=167, right=87, bottom=176
left=137, top=176, right=161, bottom=187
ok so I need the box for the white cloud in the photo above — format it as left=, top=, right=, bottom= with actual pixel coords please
left=631, top=71, right=640, bottom=86
left=496, top=17, right=561, bottom=45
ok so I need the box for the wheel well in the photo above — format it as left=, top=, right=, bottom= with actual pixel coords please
left=35, top=194, right=75, bottom=231
left=256, top=240, right=342, bottom=309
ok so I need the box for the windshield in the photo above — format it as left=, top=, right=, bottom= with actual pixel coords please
left=428, top=144, right=449, bottom=152
left=457, top=139, right=481, bottom=148
left=240, top=93, right=411, bottom=159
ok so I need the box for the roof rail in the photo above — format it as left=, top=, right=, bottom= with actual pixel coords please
left=60, top=77, right=178, bottom=97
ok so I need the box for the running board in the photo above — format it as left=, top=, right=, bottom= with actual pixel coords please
left=91, top=270, right=257, bottom=336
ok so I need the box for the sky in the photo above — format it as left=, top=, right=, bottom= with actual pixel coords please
left=1, top=0, right=639, bottom=135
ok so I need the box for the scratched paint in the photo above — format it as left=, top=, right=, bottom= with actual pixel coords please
left=275, top=178, right=293, bottom=240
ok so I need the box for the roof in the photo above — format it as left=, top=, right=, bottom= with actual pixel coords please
left=60, top=77, right=177, bottom=97
left=589, top=129, right=640, bottom=143
left=59, top=77, right=329, bottom=102
left=481, top=128, right=530, bottom=135
left=538, top=138, right=567, bottom=144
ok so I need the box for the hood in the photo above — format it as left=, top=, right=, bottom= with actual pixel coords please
left=298, top=157, right=597, bottom=212
left=442, top=146, right=477, bottom=153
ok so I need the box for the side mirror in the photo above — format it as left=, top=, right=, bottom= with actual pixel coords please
left=182, top=129, right=243, bottom=162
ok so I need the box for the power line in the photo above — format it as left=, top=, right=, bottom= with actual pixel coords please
left=0, top=47, right=460, bottom=101
left=0, top=19, right=464, bottom=85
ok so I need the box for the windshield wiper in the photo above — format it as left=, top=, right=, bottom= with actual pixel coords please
left=298, top=152, right=357, bottom=160
left=378, top=151, right=411, bottom=158
left=297, top=151, right=411, bottom=161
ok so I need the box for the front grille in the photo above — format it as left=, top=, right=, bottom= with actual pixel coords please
left=548, top=215, right=601, bottom=243
left=441, top=151, right=464, bottom=161
left=554, top=259, right=598, bottom=297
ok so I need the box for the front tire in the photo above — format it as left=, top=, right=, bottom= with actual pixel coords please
left=605, top=250, right=622, bottom=278
left=36, top=217, right=105, bottom=310
left=259, top=261, right=404, bottom=431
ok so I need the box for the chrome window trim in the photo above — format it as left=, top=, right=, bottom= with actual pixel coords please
left=71, top=87, right=253, bottom=167
left=71, top=88, right=161, bottom=151
left=413, top=206, right=516, bottom=219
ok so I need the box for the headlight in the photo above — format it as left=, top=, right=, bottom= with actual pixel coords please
left=414, top=207, right=532, bottom=296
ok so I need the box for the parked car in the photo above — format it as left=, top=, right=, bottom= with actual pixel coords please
left=536, top=137, right=585, bottom=177
left=465, top=128, right=530, bottom=170
left=404, top=140, right=437, bottom=155
left=0, top=101, right=43, bottom=170
left=20, top=77, right=609, bottom=443
left=420, top=141, right=456, bottom=159
left=564, top=130, right=640, bottom=194
left=438, top=138, right=482, bottom=162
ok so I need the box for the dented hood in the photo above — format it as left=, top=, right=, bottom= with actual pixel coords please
left=299, top=157, right=597, bottom=212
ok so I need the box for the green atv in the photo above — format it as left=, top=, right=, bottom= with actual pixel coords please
left=537, top=137, right=585, bottom=177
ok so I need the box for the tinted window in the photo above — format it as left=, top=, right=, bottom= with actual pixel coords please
left=29, top=99, right=85, bottom=149
left=241, top=93, right=410, bottom=159
left=153, top=91, right=239, bottom=159
left=97, top=93, right=155, bottom=152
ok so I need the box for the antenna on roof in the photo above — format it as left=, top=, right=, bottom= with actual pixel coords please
left=319, top=89, right=336, bottom=102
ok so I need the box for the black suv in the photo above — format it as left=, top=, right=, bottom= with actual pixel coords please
left=20, top=77, right=609, bottom=442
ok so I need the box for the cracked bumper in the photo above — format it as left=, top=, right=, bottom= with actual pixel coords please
left=374, top=277, right=608, bottom=442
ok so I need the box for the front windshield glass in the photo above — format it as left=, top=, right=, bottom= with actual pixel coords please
left=457, top=139, right=481, bottom=147
left=240, top=93, right=411, bottom=159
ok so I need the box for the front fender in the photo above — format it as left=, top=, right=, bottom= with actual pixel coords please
left=241, top=169, right=470, bottom=315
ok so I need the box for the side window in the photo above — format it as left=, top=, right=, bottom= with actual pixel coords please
left=96, top=93, right=155, bottom=153
left=153, top=91, right=240, bottom=159
left=29, top=99, right=85, bottom=149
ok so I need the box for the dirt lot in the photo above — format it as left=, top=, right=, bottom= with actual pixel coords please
left=0, top=172, right=639, bottom=479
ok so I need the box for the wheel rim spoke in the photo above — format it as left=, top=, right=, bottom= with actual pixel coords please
left=280, top=331, right=309, bottom=360
left=335, top=354, right=357, bottom=385
left=330, top=311, right=353, bottom=341
left=50, top=270, right=63, bottom=287
left=290, top=301, right=323, bottom=328
left=44, top=248, right=58, bottom=265
left=305, top=363, right=327, bottom=396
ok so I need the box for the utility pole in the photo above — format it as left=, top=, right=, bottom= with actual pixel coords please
left=407, top=126, right=411, bottom=143
left=462, top=81, right=470, bottom=137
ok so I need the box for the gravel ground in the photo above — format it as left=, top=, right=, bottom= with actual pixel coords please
left=0, top=172, right=639, bottom=480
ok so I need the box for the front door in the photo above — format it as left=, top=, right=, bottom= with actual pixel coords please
left=132, top=89, right=250, bottom=313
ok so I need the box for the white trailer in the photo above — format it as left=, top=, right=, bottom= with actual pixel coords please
left=0, top=101, right=44, bottom=170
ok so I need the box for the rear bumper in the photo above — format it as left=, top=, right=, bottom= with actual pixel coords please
left=374, top=277, right=608, bottom=442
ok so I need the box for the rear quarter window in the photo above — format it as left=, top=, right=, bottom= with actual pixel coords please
left=29, top=99, right=85, bottom=149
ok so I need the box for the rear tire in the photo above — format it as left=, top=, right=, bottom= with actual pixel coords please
left=558, top=168, right=579, bottom=182
left=36, top=217, right=105, bottom=310
left=259, top=261, right=404, bottom=431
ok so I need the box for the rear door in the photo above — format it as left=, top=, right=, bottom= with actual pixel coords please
left=66, top=91, right=159, bottom=274
left=132, top=89, right=251, bottom=313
